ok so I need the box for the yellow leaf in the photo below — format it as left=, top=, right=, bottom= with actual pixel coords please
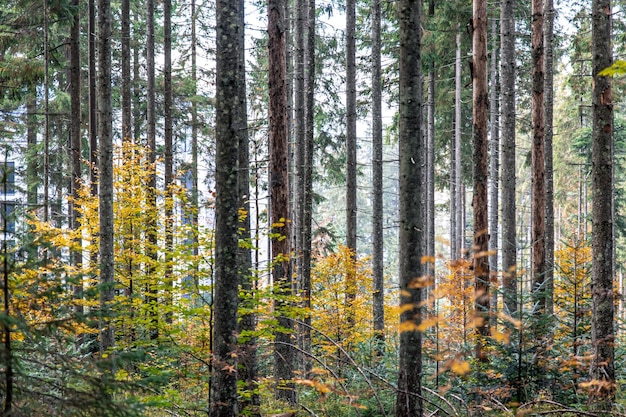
left=450, top=360, right=470, bottom=375
left=398, top=320, right=421, bottom=333
left=421, top=255, right=435, bottom=264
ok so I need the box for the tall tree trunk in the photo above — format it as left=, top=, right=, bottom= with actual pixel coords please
left=454, top=31, right=463, bottom=260
left=146, top=0, right=158, bottom=340
left=531, top=0, right=546, bottom=324
left=472, top=0, right=490, bottom=361
left=269, top=0, right=295, bottom=405
left=371, top=0, right=385, bottom=348
left=98, top=0, right=114, bottom=352
left=294, top=0, right=305, bottom=285
left=426, top=0, right=435, bottom=306
left=544, top=0, right=555, bottom=317
left=69, top=0, right=82, bottom=312
left=500, top=0, right=516, bottom=317
left=345, top=0, right=357, bottom=329
left=89, top=0, right=97, bottom=198
left=396, top=1, right=423, bottom=416
left=43, top=0, right=50, bottom=223
left=26, top=89, right=38, bottom=209
left=164, top=0, right=174, bottom=325
left=236, top=1, right=259, bottom=413
left=590, top=0, right=615, bottom=409
left=133, top=6, right=142, bottom=144
left=121, top=0, right=131, bottom=143
left=489, top=12, right=499, bottom=327
left=210, top=2, right=246, bottom=416
left=300, top=0, right=316, bottom=375
left=190, top=0, right=200, bottom=288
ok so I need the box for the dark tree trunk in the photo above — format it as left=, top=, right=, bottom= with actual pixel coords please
left=89, top=0, right=97, bottom=197
left=500, top=0, right=517, bottom=317
left=371, top=0, right=385, bottom=347
left=236, top=1, right=259, bottom=413
left=299, top=0, right=316, bottom=375
left=269, top=0, right=296, bottom=405
left=488, top=11, right=499, bottom=326
left=345, top=0, right=357, bottom=329
left=121, top=0, right=131, bottom=143
left=98, top=0, right=114, bottom=352
left=396, top=1, right=423, bottom=416
left=472, top=0, right=490, bottom=360
left=531, top=0, right=546, bottom=324
left=69, top=0, right=82, bottom=313
left=209, top=1, right=247, bottom=416
left=590, top=0, right=615, bottom=409
left=164, top=0, right=174, bottom=324
left=146, top=0, right=158, bottom=340
left=544, top=0, right=555, bottom=317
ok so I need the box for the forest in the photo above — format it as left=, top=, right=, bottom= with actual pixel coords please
left=0, top=0, right=624, bottom=415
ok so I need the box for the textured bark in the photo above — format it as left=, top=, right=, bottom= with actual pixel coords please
left=544, top=0, right=555, bottom=317
left=300, top=0, right=316, bottom=375
left=191, top=0, right=200, bottom=282
left=472, top=0, right=490, bottom=360
left=121, top=0, right=131, bottom=143
left=371, top=0, right=385, bottom=346
left=531, top=0, right=546, bottom=321
left=590, top=0, right=615, bottom=408
left=453, top=31, right=463, bottom=260
left=69, top=0, right=82, bottom=312
left=89, top=0, right=97, bottom=197
left=396, top=1, right=423, bottom=416
left=26, top=91, right=38, bottom=209
left=236, top=0, right=259, bottom=413
left=210, top=2, right=246, bottom=416
left=488, top=13, right=499, bottom=325
left=345, top=0, right=357, bottom=328
left=164, top=0, right=174, bottom=324
left=98, top=0, right=114, bottom=352
left=146, top=0, right=158, bottom=340
left=43, top=0, right=49, bottom=223
left=269, top=0, right=295, bottom=405
left=294, top=0, right=305, bottom=284
left=500, top=0, right=517, bottom=317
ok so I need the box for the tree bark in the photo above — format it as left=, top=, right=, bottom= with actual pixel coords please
left=500, top=0, right=517, bottom=317
left=531, top=0, right=546, bottom=322
left=590, top=0, right=615, bottom=409
left=544, top=0, right=555, bottom=317
left=345, top=0, right=357, bottom=329
left=396, top=1, right=423, bottom=416
left=69, top=0, right=82, bottom=314
left=269, top=0, right=296, bottom=405
left=488, top=11, right=499, bottom=326
left=472, top=0, right=490, bottom=360
left=210, top=1, right=246, bottom=416
left=164, top=0, right=174, bottom=324
left=146, top=0, right=158, bottom=340
left=98, top=0, right=114, bottom=352
left=371, top=0, right=385, bottom=348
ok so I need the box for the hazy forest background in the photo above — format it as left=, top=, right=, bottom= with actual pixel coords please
left=0, top=0, right=624, bottom=415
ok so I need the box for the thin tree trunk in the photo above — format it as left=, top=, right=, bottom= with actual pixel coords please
left=69, top=0, right=82, bottom=314
left=236, top=1, right=259, bottom=413
left=544, top=0, right=555, bottom=317
left=488, top=11, right=499, bottom=326
left=210, top=2, right=246, bottom=416
left=164, top=0, right=174, bottom=325
left=146, top=0, right=159, bottom=340
left=122, top=0, right=131, bottom=144
left=371, top=0, right=385, bottom=348
left=472, top=0, right=490, bottom=361
left=455, top=31, right=463, bottom=259
left=590, top=0, right=615, bottom=409
left=191, top=0, right=200, bottom=288
left=300, top=0, right=316, bottom=375
left=26, top=90, right=38, bottom=209
left=345, top=0, right=357, bottom=329
left=43, top=0, right=50, bottom=223
left=500, top=0, right=516, bottom=317
left=531, top=0, right=546, bottom=324
left=269, top=0, right=295, bottom=405
left=98, top=0, right=114, bottom=352
left=89, top=0, right=97, bottom=198
left=396, top=1, right=423, bottom=416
